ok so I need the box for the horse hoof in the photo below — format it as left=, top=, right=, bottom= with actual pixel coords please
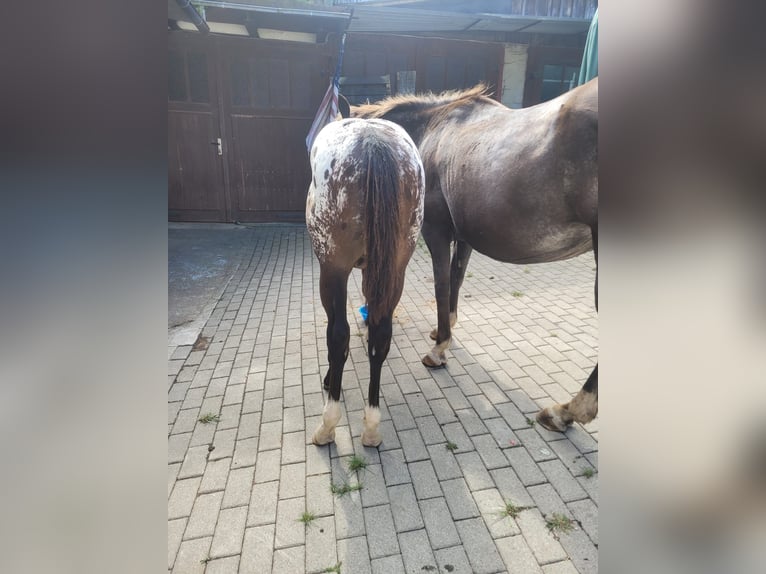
left=422, top=353, right=446, bottom=368
left=535, top=407, right=570, bottom=433
left=361, top=432, right=382, bottom=448
left=312, top=428, right=336, bottom=446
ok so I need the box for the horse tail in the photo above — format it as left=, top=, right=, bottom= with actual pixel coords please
left=362, top=134, right=402, bottom=326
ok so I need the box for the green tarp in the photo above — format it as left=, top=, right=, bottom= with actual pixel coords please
left=578, top=8, right=598, bottom=86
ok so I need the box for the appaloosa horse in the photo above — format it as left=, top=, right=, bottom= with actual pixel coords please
left=352, top=79, right=598, bottom=432
left=307, top=118, right=425, bottom=447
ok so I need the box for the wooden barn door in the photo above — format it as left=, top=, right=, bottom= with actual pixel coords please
left=168, top=33, right=229, bottom=222
left=218, top=36, right=333, bottom=222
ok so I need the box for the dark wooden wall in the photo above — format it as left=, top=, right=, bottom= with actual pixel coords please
left=168, top=31, right=503, bottom=223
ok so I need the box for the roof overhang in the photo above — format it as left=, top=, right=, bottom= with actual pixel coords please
left=346, top=6, right=591, bottom=34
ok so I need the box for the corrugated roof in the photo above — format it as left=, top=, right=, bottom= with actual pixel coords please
left=347, top=6, right=590, bottom=34
left=168, top=1, right=590, bottom=36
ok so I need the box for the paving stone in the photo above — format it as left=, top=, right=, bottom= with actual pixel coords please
left=376, top=419, right=401, bottom=451
left=283, top=405, right=306, bottom=433
left=495, top=535, right=544, bottom=574
left=232, top=437, right=259, bottom=468
left=398, top=529, right=437, bottom=574
left=398, top=428, right=430, bottom=463
left=426, top=443, right=463, bottom=481
left=189, top=420, right=217, bottom=448
left=388, top=483, right=424, bottom=532
left=505, top=447, right=546, bottom=486
left=516, top=508, right=568, bottom=565
left=441, top=421, right=472, bottom=452
left=542, top=560, right=580, bottom=574
left=473, top=487, right=521, bottom=538
left=185, top=491, right=224, bottom=539
left=371, top=554, right=406, bottom=574
left=208, top=428, right=236, bottom=461
left=477, top=381, right=510, bottom=405
left=380, top=449, right=411, bottom=486
left=455, top=517, right=505, bottom=574
left=306, top=443, right=332, bottom=476
left=414, top=415, right=446, bottom=445
left=279, top=462, right=306, bottom=500
left=168, top=518, right=186, bottom=569
left=550, top=518, right=595, bottom=573
left=168, top=433, right=192, bottom=464
left=305, top=515, right=337, bottom=573
left=434, top=545, right=472, bottom=574
left=204, top=555, right=239, bottom=574
left=516, top=428, right=559, bottom=462
left=173, top=408, right=201, bottom=435
left=274, top=496, right=305, bottom=548
left=472, top=433, right=510, bottom=470
left=280, top=430, right=305, bottom=465
left=222, top=466, right=254, bottom=508
left=216, top=404, right=241, bottom=430
left=538, top=459, right=587, bottom=502
left=442, top=386, right=471, bottom=411
left=408, top=460, right=442, bottom=500
left=334, top=492, right=366, bottom=539
left=258, top=420, right=283, bottom=451
left=419, top=497, right=461, bottom=549
left=306, top=473, right=334, bottom=517
left=337, top=536, right=371, bottom=574
left=172, top=536, right=210, bottom=574
left=428, top=398, right=458, bottom=425
left=455, top=451, right=494, bottom=492
left=247, top=480, right=279, bottom=526
left=528, top=483, right=572, bottom=522
left=237, top=412, right=261, bottom=439
left=359, top=464, right=388, bottom=508
left=567, top=498, right=598, bottom=545
left=168, top=477, right=201, bottom=519
left=254, top=448, right=281, bottom=483
left=496, top=401, right=531, bottom=430
left=210, top=505, right=247, bottom=558
left=467, top=393, right=500, bottom=420
left=389, top=404, right=416, bottom=431
left=441, top=478, right=480, bottom=520
left=178, top=445, right=209, bottom=479
left=329, top=425, right=355, bottom=459
left=242, top=390, right=264, bottom=414
left=272, top=544, right=305, bottom=574
left=364, top=504, right=400, bottom=559
left=199, top=457, right=230, bottom=494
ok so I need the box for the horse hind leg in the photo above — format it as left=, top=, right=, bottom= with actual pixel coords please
left=537, top=225, right=599, bottom=432
left=312, top=266, right=351, bottom=446
left=430, top=240, right=472, bottom=340
left=422, top=225, right=452, bottom=368
left=361, top=312, right=393, bottom=447
left=537, top=365, right=598, bottom=432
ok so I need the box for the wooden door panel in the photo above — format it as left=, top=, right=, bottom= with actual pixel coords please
left=230, top=116, right=312, bottom=215
left=168, top=112, right=225, bottom=218
left=218, top=36, right=332, bottom=222
left=168, top=33, right=228, bottom=222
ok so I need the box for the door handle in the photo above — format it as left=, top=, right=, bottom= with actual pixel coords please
left=211, top=138, right=222, bottom=156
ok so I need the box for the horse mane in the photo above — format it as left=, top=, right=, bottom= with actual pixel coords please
left=353, top=84, right=496, bottom=119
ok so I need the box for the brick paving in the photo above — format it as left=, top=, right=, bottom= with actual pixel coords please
left=168, top=224, right=598, bottom=573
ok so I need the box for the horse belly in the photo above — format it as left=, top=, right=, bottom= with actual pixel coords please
left=466, top=223, right=593, bottom=264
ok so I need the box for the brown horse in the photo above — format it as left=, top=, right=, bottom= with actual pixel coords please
left=307, top=118, right=425, bottom=447
left=351, top=79, right=598, bottom=432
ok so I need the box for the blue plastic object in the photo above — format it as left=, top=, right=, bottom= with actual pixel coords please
left=359, top=304, right=368, bottom=321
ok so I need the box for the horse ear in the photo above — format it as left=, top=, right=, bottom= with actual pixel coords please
left=338, top=94, right=351, bottom=119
